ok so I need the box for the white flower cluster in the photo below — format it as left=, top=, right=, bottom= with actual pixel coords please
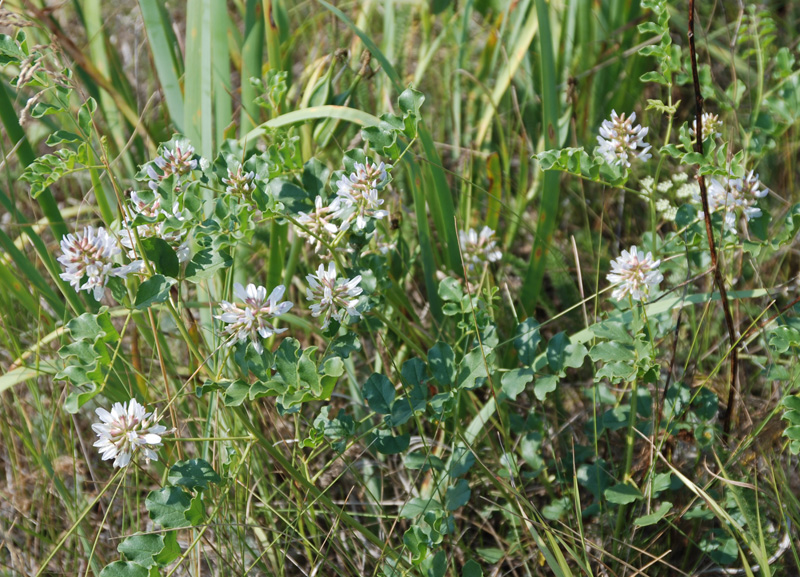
left=696, top=171, right=767, bottom=230
left=92, top=399, right=168, bottom=468
left=58, top=226, right=136, bottom=301
left=295, top=158, right=391, bottom=253
left=330, top=160, right=390, bottom=231
left=216, top=283, right=293, bottom=354
left=222, top=164, right=256, bottom=196
left=296, top=196, right=339, bottom=254
left=305, top=262, right=363, bottom=329
left=121, top=191, right=190, bottom=263
left=690, top=112, right=723, bottom=140
left=606, top=246, right=663, bottom=302
left=459, top=226, right=503, bottom=272
left=596, top=110, right=652, bottom=168
left=146, top=140, right=200, bottom=191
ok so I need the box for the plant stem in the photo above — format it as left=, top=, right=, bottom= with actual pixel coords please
left=688, top=0, right=739, bottom=437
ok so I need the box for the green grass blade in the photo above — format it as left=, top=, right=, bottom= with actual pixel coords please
left=139, top=0, right=185, bottom=131
left=212, top=1, right=232, bottom=144
left=521, top=0, right=561, bottom=315
left=240, top=0, right=264, bottom=133
left=184, top=0, right=213, bottom=156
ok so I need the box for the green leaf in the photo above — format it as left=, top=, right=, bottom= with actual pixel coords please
left=326, top=332, right=361, bottom=360
left=98, top=561, right=149, bottom=577
left=634, top=502, right=672, bottom=527
left=370, top=430, right=409, bottom=454
left=363, top=373, right=395, bottom=414
left=404, top=452, right=445, bottom=472
left=428, top=341, right=456, bottom=386
left=605, top=483, right=643, bottom=505
left=223, top=380, right=250, bottom=407
left=438, top=277, right=463, bottom=302
left=546, top=332, right=587, bottom=375
left=448, top=447, right=475, bottom=477
left=514, top=318, right=541, bottom=365
left=533, top=374, right=559, bottom=402
left=168, top=459, right=222, bottom=491
left=118, top=533, right=167, bottom=568
left=500, top=368, right=533, bottom=401
left=146, top=487, right=194, bottom=529
left=590, top=321, right=633, bottom=344
left=590, top=341, right=636, bottom=363
left=185, top=247, right=232, bottom=282
left=134, top=275, right=175, bottom=310
left=462, top=560, right=483, bottom=577
left=445, top=478, right=471, bottom=511
left=458, top=346, right=493, bottom=390
left=399, top=497, right=442, bottom=519
left=142, top=238, right=179, bottom=278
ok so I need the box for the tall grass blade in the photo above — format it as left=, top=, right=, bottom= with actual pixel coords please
left=240, top=0, right=264, bottom=133
left=139, top=0, right=185, bottom=131
left=521, top=0, right=561, bottom=314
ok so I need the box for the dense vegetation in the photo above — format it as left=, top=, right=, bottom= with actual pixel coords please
left=1, top=1, right=800, bottom=575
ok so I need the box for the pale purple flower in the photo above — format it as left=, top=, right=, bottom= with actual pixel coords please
left=607, top=246, right=663, bottom=302
left=296, top=196, right=339, bottom=254
left=216, top=283, right=293, bottom=353
left=92, top=399, right=167, bottom=468
left=305, top=262, right=362, bottom=329
left=459, top=226, right=503, bottom=272
left=120, top=192, right=190, bottom=264
left=597, top=110, right=652, bottom=168
left=147, top=140, right=198, bottom=190
left=222, top=164, right=256, bottom=196
left=690, top=112, right=723, bottom=140
left=58, top=226, right=130, bottom=300
left=331, top=160, right=390, bottom=231
left=697, top=171, right=767, bottom=230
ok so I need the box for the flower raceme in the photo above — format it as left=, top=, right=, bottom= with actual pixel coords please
left=58, top=226, right=136, bottom=301
left=596, top=110, right=652, bottom=168
left=330, top=160, right=390, bottom=231
left=690, top=112, right=723, bottom=140
left=606, top=246, right=663, bottom=302
left=216, top=283, right=293, bottom=354
left=120, top=191, right=190, bottom=264
left=92, top=399, right=168, bottom=468
left=459, top=226, right=503, bottom=272
left=698, top=171, right=767, bottom=230
left=305, top=262, right=363, bottom=330
left=146, top=140, right=200, bottom=191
